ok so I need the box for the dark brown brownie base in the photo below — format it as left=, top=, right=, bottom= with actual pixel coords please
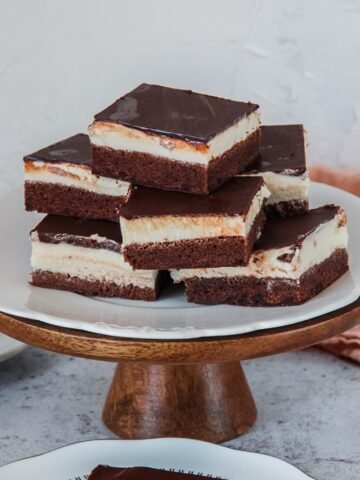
left=265, top=199, right=309, bottom=218
left=25, top=182, right=125, bottom=222
left=183, top=249, right=349, bottom=306
left=31, top=270, right=159, bottom=301
left=92, top=130, right=259, bottom=195
left=123, top=209, right=265, bottom=270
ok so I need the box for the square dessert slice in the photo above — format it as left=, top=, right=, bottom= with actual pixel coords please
left=88, top=466, right=212, bottom=480
left=30, top=215, right=161, bottom=300
left=89, top=83, right=261, bottom=194
left=171, top=205, right=349, bottom=306
left=24, top=133, right=130, bottom=221
left=241, top=125, right=310, bottom=217
left=120, top=177, right=270, bottom=270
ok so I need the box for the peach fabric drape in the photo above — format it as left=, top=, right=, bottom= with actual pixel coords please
left=309, top=166, right=360, bottom=363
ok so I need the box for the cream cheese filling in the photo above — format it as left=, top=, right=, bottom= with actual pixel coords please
left=31, top=239, right=158, bottom=289
left=88, top=111, right=260, bottom=166
left=242, top=171, right=309, bottom=205
left=120, top=184, right=270, bottom=245
left=171, top=211, right=348, bottom=282
left=25, top=161, right=130, bottom=197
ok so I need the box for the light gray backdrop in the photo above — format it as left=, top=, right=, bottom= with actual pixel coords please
left=1, top=0, right=359, bottom=196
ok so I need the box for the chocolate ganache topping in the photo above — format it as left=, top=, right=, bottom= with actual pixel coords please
left=255, top=205, right=341, bottom=251
left=120, top=177, right=265, bottom=219
left=24, top=134, right=91, bottom=166
left=33, top=215, right=122, bottom=252
left=94, top=83, right=259, bottom=143
left=247, top=124, right=306, bottom=174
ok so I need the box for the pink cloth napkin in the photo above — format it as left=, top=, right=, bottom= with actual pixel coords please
left=320, top=326, right=360, bottom=363
left=309, top=165, right=360, bottom=363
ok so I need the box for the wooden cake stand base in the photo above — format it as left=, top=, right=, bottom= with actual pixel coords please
left=0, top=298, right=359, bottom=443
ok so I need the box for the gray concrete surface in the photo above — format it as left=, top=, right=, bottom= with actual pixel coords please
left=0, top=347, right=359, bottom=479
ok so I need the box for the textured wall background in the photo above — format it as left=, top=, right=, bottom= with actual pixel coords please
left=1, top=0, right=359, bottom=196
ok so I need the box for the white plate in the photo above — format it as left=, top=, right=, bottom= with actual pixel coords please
left=0, top=438, right=313, bottom=480
left=0, top=183, right=359, bottom=340
left=0, top=334, right=26, bottom=362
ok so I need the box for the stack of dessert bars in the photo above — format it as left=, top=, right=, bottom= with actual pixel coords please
left=24, top=84, right=349, bottom=306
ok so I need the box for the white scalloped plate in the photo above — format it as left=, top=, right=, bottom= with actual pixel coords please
left=0, top=182, right=359, bottom=340
left=0, top=438, right=313, bottom=480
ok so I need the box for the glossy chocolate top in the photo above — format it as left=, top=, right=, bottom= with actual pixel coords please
left=246, top=125, right=306, bottom=174
left=33, top=215, right=122, bottom=251
left=88, top=466, right=215, bottom=480
left=120, top=177, right=265, bottom=219
left=256, top=205, right=341, bottom=251
left=94, top=83, right=259, bottom=143
left=24, top=133, right=91, bottom=166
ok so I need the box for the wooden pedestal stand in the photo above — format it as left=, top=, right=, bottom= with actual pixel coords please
left=0, top=298, right=359, bottom=443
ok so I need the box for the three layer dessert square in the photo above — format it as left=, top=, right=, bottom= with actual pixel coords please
left=119, top=177, right=270, bottom=269
left=241, top=124, right=309, bottom=217
left=171, top=205, right=349, bottom=306
left=89, top=83, right=261, bottom=194
left=24, top=134, right=130, bottom=222
left=31, top=215, right=161, bottom=300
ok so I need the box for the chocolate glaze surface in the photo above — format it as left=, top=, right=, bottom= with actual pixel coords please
left=94, top=83, right=259, bottom=143
left=88, top=466, right=213, bottom=480
left=255, top=205, right=341, bottom=251
left=24, top=133, right=90, bottom=166
left=246, top=125, right=306, bottom=174
left=120, top=177, right=265, bottom=219
left=33, top=215, right=122, bottom=248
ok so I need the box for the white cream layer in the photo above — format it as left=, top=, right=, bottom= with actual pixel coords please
left=25, top=161, right=130, bottom=197
left=31, top=237, right=158, bottom=289
left=242, top=171, right=310, bottom=205
left=171, top=210, right=348, bottom=282
left=88, top=111, right=260, bottom=166
left=120, top=184, right=270, bottom=246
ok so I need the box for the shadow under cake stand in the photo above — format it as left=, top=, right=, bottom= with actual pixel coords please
left=0, top=298, right=359, bottom=443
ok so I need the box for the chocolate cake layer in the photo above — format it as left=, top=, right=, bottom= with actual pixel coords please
left=91, top=129, right=259, bottom=195
left=25, top=182, right=124, bottom=222
left=184, top=249, right=349, bottom=306
left=120, top=176, right=264, bottom=219
left=31, top=271, right=159, bottom=301
left=88, top=466, right=211, bottom=480
left=24, top=133, right=130, bottom=221
left=123, top=209, right=265, bottom=269
left=93, top=83, right=259, bottom=142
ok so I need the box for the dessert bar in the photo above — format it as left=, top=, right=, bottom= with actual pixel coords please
left=30, top=215, right=161, bottom=300
left=242, top=124, right=309, bottom=217
left=24, top=134, right=130, bottom=221
left=120, top=177, right=269, bottom=270
left=88, top=466, right=214, bottom=480
left=171, top=205, right=348, bottom=306
left=89, top=83, right=260, bottom=194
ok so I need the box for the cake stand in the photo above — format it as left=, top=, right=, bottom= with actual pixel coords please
left=0, top=297, right=359, bottom=443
